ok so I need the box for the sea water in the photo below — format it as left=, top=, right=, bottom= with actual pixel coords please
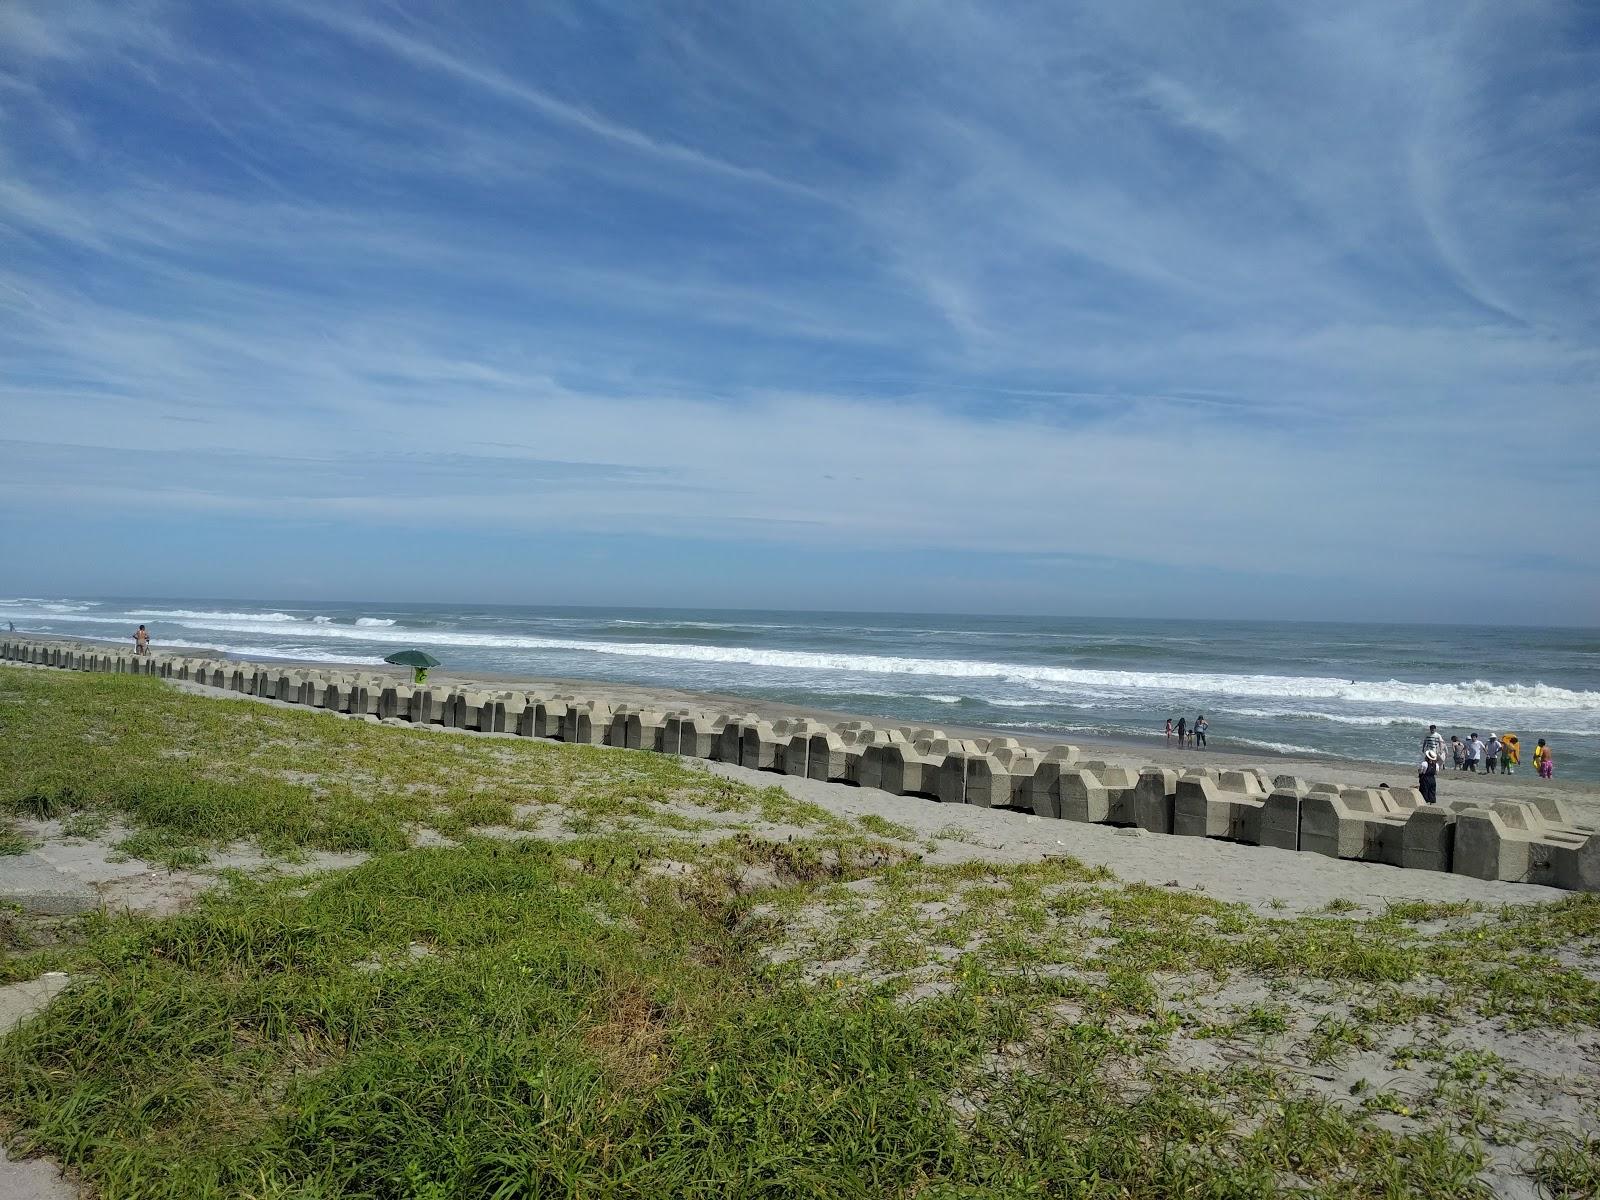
left=6, top=597, right=1597, bottom=780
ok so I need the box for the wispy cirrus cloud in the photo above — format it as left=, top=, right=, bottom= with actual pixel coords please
left=0, top=0, right=1594, bottom=620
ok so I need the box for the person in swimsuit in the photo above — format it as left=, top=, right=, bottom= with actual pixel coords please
left=134, top=624, right=149, bottom=656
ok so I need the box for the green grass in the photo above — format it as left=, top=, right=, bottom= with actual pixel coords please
left=1, top=666, right=1598, bottom=1198
left=0, top=820, right=31, bottom=856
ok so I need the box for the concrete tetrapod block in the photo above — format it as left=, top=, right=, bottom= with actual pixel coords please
left=525, top=699, right=564, bottom=739
left=676, top=714, right=723, bottom=759
left=607, top=707, right=637, bottom=748
left=626, top=710, right=667, bottom=752
left=741, top=722, right=784, bottom=771
left=1551, top=834, right=1600, bottom=892
left=857, top=740, right=891, bottom=792
left=878, top=743, right=942, bottom=799
left=1300, top=791, right=1405, bottom=862
left=403, top=688, right=432, bottom=723
left=781, top=721, right=822, bottom=777
left=936, top=753, right=969, bottom=805
left=1218, top=770, right=1265, bottom=796
left=1257, top=785, right=1306, bottom=852
left=1226, top=795, right=1269, bottom=844
left=837, top=730, right=890, bottom=786
left=807, top=732, right=850, bottom=782
left=1528, top=796, right=1598, bottom=833
left=480, top=693, right=523, bottom=734
left=990, top=750, right=1041, bottom=809
left=1081, top=765, right=1138, bottom=824
left=1174, top=774, right=1231, bottom=839
left=764, top=720, right=796, bottom=774
left=1057, top=768, right=1112, bottom=824
left=1401, top=806, right=1456, bottom=873
left=716, top=718, right=753, bottom=764
left=1338, top=788, right=1390, bottom=814
left=319, top=680, right=351, bottom=713
left=563, top=702, right=613, bottom=745
left=657, top=711, right=692, bottom=754
left=378, top=684, right=413, bottom=721
left=958, top=755, right=1010, bottom=808
left=1027, top=751, right=1085, bottom=820
left=1385, top=787, right=1424, bottom=810
left=514, top=697, right=546, bottom=737
left=1451, top=808, right=1586, bottom=885
left=1130, top=768, right=1178, bottom=834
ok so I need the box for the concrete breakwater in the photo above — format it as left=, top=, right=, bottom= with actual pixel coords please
left=4, top=636, right=1596, bottom=893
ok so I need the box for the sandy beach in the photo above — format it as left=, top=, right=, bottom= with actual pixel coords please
left=302, top=652, right=1600, bottom=830
left=31, top=630, right=1599, bottom=829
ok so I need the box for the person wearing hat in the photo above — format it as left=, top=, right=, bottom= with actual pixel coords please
left=1418, top=748, right=1440, bottom=805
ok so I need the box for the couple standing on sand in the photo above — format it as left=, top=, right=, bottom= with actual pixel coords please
left=133, top=624, right=149, bottom=655
left=1165, top=715, right=1208, bottom=749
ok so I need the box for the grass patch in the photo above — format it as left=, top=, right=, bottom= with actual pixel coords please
left=1, top=665, right=1597, bottom=1197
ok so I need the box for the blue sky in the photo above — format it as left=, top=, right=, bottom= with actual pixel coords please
left=1, top=0, right=1596, bottom=623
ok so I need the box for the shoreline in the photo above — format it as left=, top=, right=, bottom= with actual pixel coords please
left=27, top=630, right=1598, bottom=820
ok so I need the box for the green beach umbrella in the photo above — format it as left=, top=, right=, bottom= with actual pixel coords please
left=384, top=648, right=440, bottom=685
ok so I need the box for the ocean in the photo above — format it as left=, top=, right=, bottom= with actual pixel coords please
left=5, top=596, right=1598, bottom=780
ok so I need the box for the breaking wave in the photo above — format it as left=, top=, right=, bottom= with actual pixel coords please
left=25, top=609, right=1600, bottom=716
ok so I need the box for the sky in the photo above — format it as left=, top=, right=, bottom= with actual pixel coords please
left=0, top=1, right=1596, bottom=624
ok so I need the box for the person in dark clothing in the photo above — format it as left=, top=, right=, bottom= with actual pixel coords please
left=1418, top=749, right=1439, bottom=805
left=1176, top=717, right=1187, bottom=747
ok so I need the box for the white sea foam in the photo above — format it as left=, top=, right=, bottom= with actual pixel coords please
left=155, top=639, right=384, bottom=665
left=921, top=694, right=962, bottom=704
left=1216, top=708, right=1410, bottom=728
left=355, top=617, right=397, bottom=627
left=0, top=599, right=97, bottom=612
left=27, top=611, right=1600, bottom=717
left=131, top=609, right=301, bottom=622
left=1228, top=738, right=1334, bottom=757
left=313, top=616, right=333, bottom=624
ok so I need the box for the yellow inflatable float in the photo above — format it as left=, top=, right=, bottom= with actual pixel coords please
left=1501, top=734, right=1520, bottom=766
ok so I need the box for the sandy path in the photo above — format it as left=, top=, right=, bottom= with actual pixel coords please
left=688, top=758, right=1570, bottom=915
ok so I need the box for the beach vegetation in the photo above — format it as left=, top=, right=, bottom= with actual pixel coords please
left=1, top=667, right=1597, bottom=1197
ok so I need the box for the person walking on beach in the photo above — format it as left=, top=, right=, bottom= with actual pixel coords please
left=1194, top=714, right=1208, bottom=748
left=1422, top=725, right=1445, bottom=761
left=1450, top=736, right=1465, bottom=770
left=1165, top=718, right=1174, bottom=746
left=1176, top=717, right=1187, bottom=748
left=1486, top=735, right=1502, bottom=775
left=1467, top=733, right=1484, bottom=773
left=1501, top=734, right=1518, bottom=774
left=133, top=624, right=149, bottom=656
left=1418, top=749, right=1439, bottom=805
left=1534, top=739, right=1554, bottom=779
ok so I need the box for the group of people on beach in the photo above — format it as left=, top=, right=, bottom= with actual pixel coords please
left=1164, top=715, right=1208, bottom=749
left=1419, top=725, right=1554, bottom=801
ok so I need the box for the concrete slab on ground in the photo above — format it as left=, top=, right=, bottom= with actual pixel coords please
left=0, top=973, right=71, bottom=1035
left=0, top=856, right=97, bottom=916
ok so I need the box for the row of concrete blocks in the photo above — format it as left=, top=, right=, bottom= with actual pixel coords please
left=3, top=637, right=1595, bottom=892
